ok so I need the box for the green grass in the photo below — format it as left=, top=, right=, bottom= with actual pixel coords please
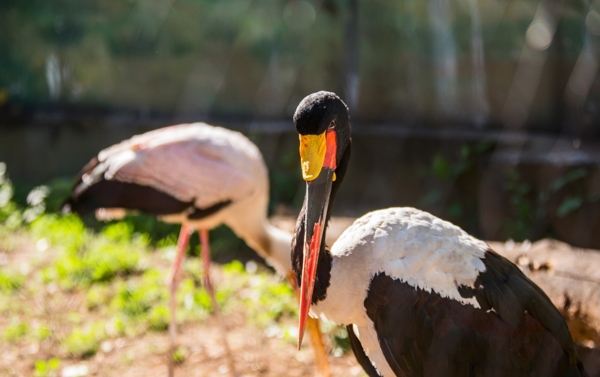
left=33, top=358, right=61, bottom=377
left=0, top=270, right=25, bottom=293
left=63, top=322, right=105, bottom=358
left=147, top=304, right=170, bottom=332
left=3, top=319, right=28, bottom=343
left=32, top=216, right=146, bottom=290
left=111, top=272, right=164, bottom=317
left=172, top=346, right=188, bottom=365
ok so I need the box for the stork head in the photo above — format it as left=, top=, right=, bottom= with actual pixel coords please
left=293, top=91, right=350, bottom=348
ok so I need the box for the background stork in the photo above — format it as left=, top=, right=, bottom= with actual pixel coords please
left=61, top=122, right=330, bottom=377
left=291, top=91, right=588, bottom=376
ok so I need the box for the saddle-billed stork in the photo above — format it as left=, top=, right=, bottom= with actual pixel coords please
left=61, top=123, right=330, bottom=377
left=291, top=91, right=588, bottom=376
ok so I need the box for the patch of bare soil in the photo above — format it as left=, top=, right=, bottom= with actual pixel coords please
left=43, top=317, right=362, bottom=377
left=2, top=312, right=363, bottom=377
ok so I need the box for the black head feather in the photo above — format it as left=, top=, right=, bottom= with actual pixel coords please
left=293, top=91, right=351, bottom=170
left=293, top=91, right=350, bottom=136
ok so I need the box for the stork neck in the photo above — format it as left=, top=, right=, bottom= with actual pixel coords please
left=251, top=221, right=293, bottom=275
left=227, top=213, right=293, bottom=276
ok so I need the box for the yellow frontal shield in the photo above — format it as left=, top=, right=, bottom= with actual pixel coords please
left=299, top=132, right=326, bottom=181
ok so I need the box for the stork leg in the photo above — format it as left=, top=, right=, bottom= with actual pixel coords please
left=199, top=228, right=237, bottom=377
left=167, top=225, right=192, bottom=377
left=287, top=273, right=330, bottom=377
left=306, top=316, right=330, bottom=377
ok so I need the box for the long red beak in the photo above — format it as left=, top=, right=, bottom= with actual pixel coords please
left=297, top=169, right=334, bottom=349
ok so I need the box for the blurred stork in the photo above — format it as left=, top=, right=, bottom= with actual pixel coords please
left=62, top=123, right=330, bottom=377
left=292, top=92, right=587, bottom=376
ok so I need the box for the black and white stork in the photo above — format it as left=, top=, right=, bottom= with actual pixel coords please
left=61, top=122, right=330, bottom=377
left=291, top=91, right=588, bottom=376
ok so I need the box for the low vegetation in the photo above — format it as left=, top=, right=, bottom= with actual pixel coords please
left=0, top=163, right=352, bottom=376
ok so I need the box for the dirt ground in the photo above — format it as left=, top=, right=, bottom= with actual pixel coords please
left=2, top=308, right=363, bottom=377
left=24, top=318, right=363, bottom=377
left=0, top=230, right=364, bottom=377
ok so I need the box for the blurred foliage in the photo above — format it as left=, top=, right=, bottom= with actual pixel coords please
left=503, top=169, right=539, bottom=241
left=171, top=346, right=188, bottom=365
left=0, top=163, right=21, bottom=228
left=33, top=218, right=144, bottom=289
left=0, top=270, right=25, bottom=293
left=0, top=0, right=344, bottom=115
left=33, top=358, right=61, bottom=377
left=420, top=141, right=493, bottom=234
left=0, top=0, right=595, bottom=126
left=63, top=322, right=105, bottom=358
left=3, top=319, right=28, bottom=343
left=417, top=141, right=598, bottom=243
left=502, top=166, right=595, bottom=241
left=268, top=142, right=303, bottom=212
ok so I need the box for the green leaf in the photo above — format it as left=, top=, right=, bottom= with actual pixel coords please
left=63, top=322, right=105, bottom=358
left=172, top=346, right=188, bottom=364
left=0, top=270, right=25, bottom=292
left=48, top=358, right=61, bottom=370
left=148, top=304, right=170, bottom=332
left=420, top=190, right=441, bottom=206
left=549, top=168, right=588, bottom=192
left=4, top=320, right=28, bottom=342
left=431, top=155, right=451, bottom=180
left=446, top=202, right=462, bottom=219
left=557, top=196, right=583, bottom=217
left=34, top=360, right=48, bottom=374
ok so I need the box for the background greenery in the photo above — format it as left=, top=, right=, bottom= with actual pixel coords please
left=0, top=0, right=597, bottom=130
left=1, top=2, right=599, bottom=249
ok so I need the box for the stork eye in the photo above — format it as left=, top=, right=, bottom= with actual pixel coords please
left=328, top=119, right=337, bottom=130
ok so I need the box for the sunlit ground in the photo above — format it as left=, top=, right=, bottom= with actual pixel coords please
left=0, top=175, right=364, bottom=377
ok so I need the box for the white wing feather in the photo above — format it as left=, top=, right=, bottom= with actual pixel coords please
left=96, top=123, right=266, bottom=209
left=312, top=208, right=488, bottom=327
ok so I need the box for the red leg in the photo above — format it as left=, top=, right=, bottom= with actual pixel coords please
left=167, top=225, right=192, bottom=377
left=199, top=228, right=237, bottom=377
left=200, top=228, right=214, bottom=294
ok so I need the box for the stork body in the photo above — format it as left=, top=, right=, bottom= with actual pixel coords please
left=63, top=123, right=290, bottom=270
left=291, top=92, right=587, bottom=377
left=62, top=122, right=329, bottom=377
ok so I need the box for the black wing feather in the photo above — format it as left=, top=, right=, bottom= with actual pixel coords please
left=347, top=325, right=382, bottom=377
left=62, top=156, right=231, bottom=220
left=364, top=270, right=585, bottom=376
left=475, top=250, right=583, bottom=370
